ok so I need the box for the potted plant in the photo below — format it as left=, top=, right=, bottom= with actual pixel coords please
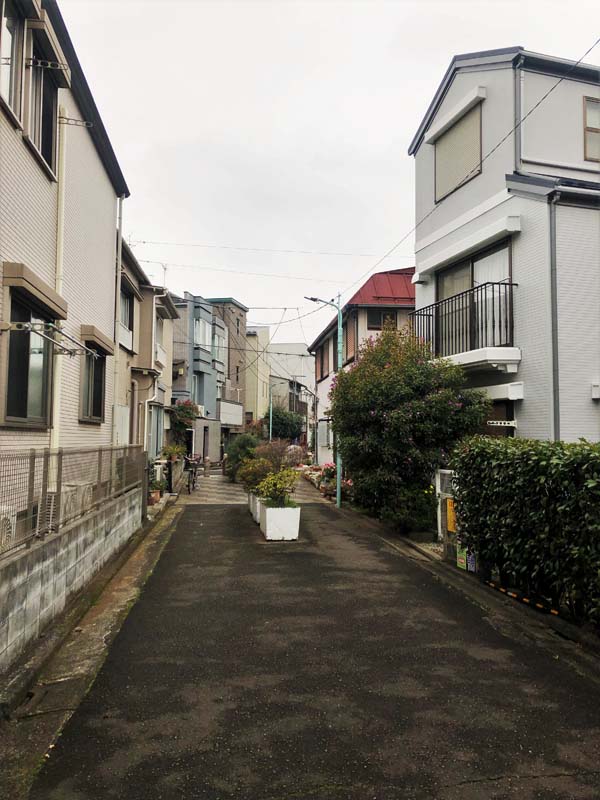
left=148, top=477, right=166, bottom=505
left=237, top=457, right=272, bottom=522
left=256, top=469, right=300, bottom=541
left=162, top=443, right=186, bottom=462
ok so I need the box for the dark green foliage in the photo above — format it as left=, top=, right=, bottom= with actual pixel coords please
left=329, top=327, right=489, bottom=528
left=451, top=436, right=600, bottom=623
left=225, top=433, right=259, bottom=482
left=265, top=406, right=303, bottom=441
left=170, top=400, right=197, bottom=445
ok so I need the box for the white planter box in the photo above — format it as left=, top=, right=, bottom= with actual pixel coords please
left=259, top=505, right=301, bottom=541
left=247, top=493, right=254, bottom=515
left=251, top=495, right=261, bottom=524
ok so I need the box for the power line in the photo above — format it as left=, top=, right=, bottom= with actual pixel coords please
left=140, top=259, right=348, bottom=285
left=341, top=36, right=600, bottom=300
left=130, top=238, right=414, bottom=259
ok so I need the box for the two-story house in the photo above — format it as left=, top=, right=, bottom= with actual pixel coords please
left=0, top=0, right=129, bottom=453
left=409, top=47, right=600, bottom=441
left=171, top=292, right=223, bottom=461
left=308, top=267, right=415, bottom=464
left=245, top=325, right=271, bottom=426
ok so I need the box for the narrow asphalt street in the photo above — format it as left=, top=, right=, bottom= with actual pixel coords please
left=31, top=476, right=600, bottom=799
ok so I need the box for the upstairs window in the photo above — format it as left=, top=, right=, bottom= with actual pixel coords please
left=584, top=97, right=600, bottom=163
left=81, top=347, right=106, bottom=423
left=194, top=317, right=211, bottom=350
left=435, top=104, right=482, bottom=202
left=6, top=295, right=52, bottom=426
left=0, top=0, right=25, bottom=116
left=28, top=34, right=58, bottom=170
left=367, top=310, right=396, bottom=331
left=120, top=290, right=133, bottom=330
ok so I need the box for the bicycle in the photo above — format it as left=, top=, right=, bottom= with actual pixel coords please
left=185, top=455, right=200, bottom=494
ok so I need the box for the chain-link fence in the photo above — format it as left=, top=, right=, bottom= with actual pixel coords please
left=0, top=445, right=144, bottom=558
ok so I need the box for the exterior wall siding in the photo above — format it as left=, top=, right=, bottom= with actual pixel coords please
left=556, top=204, right=600, bottom=442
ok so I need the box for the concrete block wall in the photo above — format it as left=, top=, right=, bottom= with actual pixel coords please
left=0, top=488, right=142, bottom=674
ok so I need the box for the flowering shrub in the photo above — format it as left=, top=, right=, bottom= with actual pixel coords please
left=256, top=469, right=299, bottom=507
left=329, top=326, right=489, bottom=530
left=236, top=458, right=272, bottom=493
left=320, top=463, right=336, bottom=483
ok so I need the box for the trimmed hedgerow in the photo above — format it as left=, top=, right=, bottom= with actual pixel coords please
left=451, top=436, right=600, bottom=623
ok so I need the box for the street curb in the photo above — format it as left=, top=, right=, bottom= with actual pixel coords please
left=394, top=534, right=600, bottom=661
left=0, top=496, right=177, bottom=721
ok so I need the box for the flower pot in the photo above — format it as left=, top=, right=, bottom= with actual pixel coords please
left=252, top=496, right=262, bottom=524
left=259, top=505, right=301, bottom=541
left=148, top=489, right=160, bottom=506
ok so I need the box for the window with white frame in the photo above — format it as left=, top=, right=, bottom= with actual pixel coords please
left=120, top=290, right=132, bottom=330
left=155, top=315, right=164, bottom=345
left=435, top=103, right=482, bottom=202
left=0, top=0, right=25, bottom=116
left=584, top=97, right=600, bottom=162
left=194, top=317, right=211, bottom=350
left=212, top=329, right=226, bottom=363
left=27, top=33, right=58, bottom=170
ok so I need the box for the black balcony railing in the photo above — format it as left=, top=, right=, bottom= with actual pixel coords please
left=409, top=282, right=516, bottom=357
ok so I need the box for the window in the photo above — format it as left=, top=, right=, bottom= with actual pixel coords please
left=28, top=34, right=58, bottom=169
left=216, top=382, right=223, bottom=400
left=0, top=0, right=24, bottom=116
left=194, top=317, right=211, bottom=350
left=211, top=330, right=226, bottom=363
left=235, top=365, right=240, bottom=383
left=192, top=373, right=203, bottom=404
left=236, top=317, right=240, bottom=335
left=155, top=315, right=164, bottom=345
left=81, top=347, right=105, bottom=422
left=316, top=342, right=329, bottom=382
left=584, top=97, right=600, bottom=163
left=6, top=295, right=52, bottom=425
left=435, top=103, right=482, bottom=202
left=120, top=290, right=132, bottom=330
left=366, top=310, right=396, bottom=332
left=343, top=314, right=357, bottom=361
left=332, top=331, right=338, bottom=371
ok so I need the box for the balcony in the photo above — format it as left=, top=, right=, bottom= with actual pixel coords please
left=410, top=282, right=520, bottom=373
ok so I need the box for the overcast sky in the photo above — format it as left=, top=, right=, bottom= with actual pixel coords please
left=60, top=0, right=599, bottom=344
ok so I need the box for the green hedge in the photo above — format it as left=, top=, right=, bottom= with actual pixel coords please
left=451, top=436, right=600, bottom=623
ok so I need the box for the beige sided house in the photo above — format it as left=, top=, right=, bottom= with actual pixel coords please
left=245, top=325, right=271, bottom=426
left=0, top=0, right=129, bottom=452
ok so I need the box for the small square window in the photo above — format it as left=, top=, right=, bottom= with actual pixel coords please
left=367, top=310, right=382, bottom=330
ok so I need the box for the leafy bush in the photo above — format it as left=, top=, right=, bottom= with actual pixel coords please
left=451, top=436, right=600, bottom=623
left=255, top=439, right=289, bottom=472
left=163, top=444, right=186, bottom=460
left=264, top=406, right=303, bottom=440
left=225, top=433, right=259, bottom=482
left=170, top=400, right=197, bottom=445
left=329, top=326, right=489, bottom=528
left=256, top=469, right=299, bottom=507
left=237, top=457, right=272, bottom=493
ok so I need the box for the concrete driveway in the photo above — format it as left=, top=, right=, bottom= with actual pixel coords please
left=30, top=493, right=600, bottom=799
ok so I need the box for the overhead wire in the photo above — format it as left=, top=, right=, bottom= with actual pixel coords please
left=139, top=258, right=349, bottom=285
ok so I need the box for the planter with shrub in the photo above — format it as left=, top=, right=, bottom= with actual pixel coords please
left=237, top=457, right=272, bottom=523
left=256, top=469, right=300, bottom=540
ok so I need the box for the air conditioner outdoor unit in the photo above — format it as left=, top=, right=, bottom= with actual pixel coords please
left=0, top=505, right=17, bottom=552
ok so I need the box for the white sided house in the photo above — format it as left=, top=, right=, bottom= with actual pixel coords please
left=409, top=47, right=600, bottom=441
left=308, top=268, right=415, bottom=464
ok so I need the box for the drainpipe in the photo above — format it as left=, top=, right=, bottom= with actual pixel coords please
left=143, top=285, right=169, bottom=456
left=513, top=55, right=524, bottom=173
left=130, top=378, right=138, bottom=445
left=50, top=105, right=67, bottom=451
left=549, top=192, right=561, bottom=441
left=112, top=195, right=125, bottom=445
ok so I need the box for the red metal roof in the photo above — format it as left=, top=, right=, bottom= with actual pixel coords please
left=347, top=267, right=415, bottom=307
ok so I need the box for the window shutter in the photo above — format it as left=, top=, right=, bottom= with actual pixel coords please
left=347, top=314, right=356, bottom=359
left=435, top=104, right=481, bottom=201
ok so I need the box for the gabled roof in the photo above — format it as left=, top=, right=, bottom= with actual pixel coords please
left=408, top=46, right=600, bottom=156
left=347, top=267, right=415, bottom=307
left=206, top=297, right=249, bottom=312
left=45, top=1, right=129, bottom=197
left=121, top=239, right=151, bottom=286
left=308, top=267, right=415, bottom=352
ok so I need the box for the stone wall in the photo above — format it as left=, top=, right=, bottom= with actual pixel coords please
left=0, top=488, right=142, bottom=674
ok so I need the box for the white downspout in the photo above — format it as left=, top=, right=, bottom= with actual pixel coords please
left=143, top=285, right=168, bottom=455
left=112, top=195, right=125, bottom=445
left=50, top=105, right=67, bottom=450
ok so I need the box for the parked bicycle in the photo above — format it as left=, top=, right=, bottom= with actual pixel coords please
left=184, top=454, right=201, bottom=494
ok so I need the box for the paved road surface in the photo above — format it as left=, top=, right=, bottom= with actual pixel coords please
left=31, top=483, right=600, bottom=799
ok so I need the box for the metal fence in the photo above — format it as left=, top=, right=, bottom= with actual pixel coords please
left=0, top=445, right=144, bottom=558
left=410, top=282, right=516, bottom=357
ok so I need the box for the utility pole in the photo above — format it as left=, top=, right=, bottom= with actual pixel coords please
left=305, top=294, right=342, bottom=508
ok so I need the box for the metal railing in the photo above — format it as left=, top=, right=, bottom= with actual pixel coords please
left=0, top=445, right=144, bottom=559
left=410, top=282, right=516, bottom=357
